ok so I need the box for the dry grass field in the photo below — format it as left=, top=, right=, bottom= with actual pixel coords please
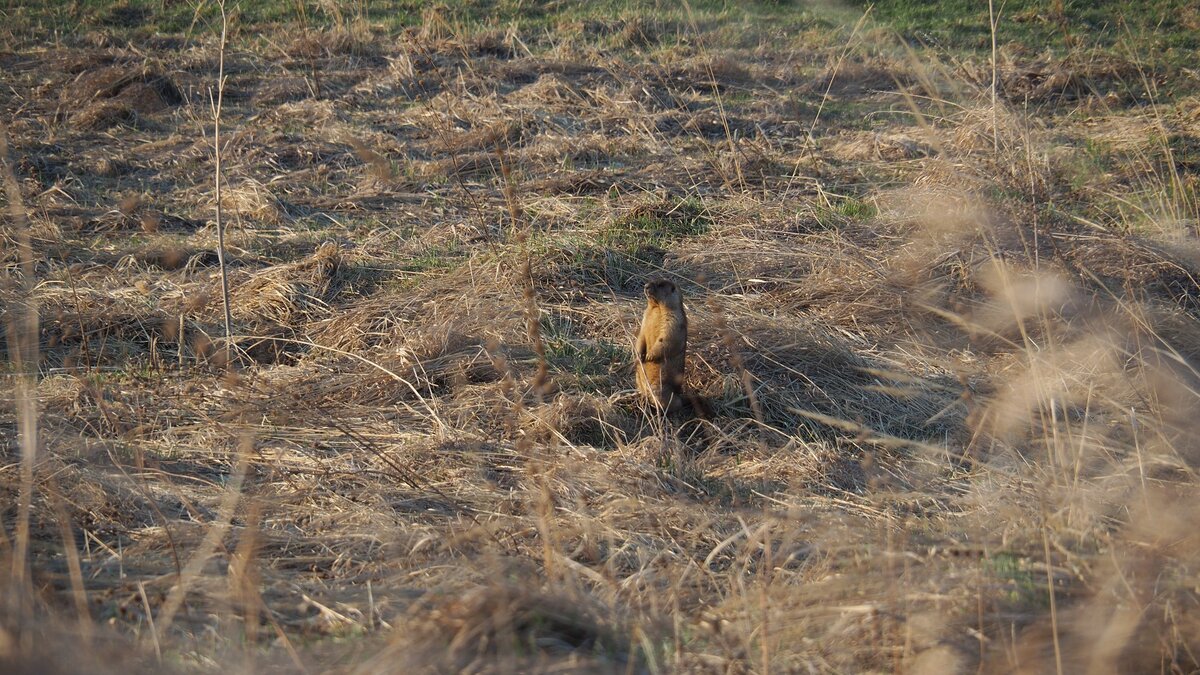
left=2, top=0, right=1200, bottom=672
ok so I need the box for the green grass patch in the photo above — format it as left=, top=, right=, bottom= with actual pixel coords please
left=401, top=247, right=462, bottom=274
left=5, top=0, right=835, bottom=51
left=987, top=551, right=1054, bottom=610
left=835, top=196, right=877, bottom=220
left=12, top=0, right=1197, bottom=86
left=814, top=196, right=876, bottom=229
left=377, top=244, right=465, bottom=290
left=600, top=196, right=710, bottom=253
left=859, top=0, right=1200, bottom=54
left=541, top=313, right=625, bottom=392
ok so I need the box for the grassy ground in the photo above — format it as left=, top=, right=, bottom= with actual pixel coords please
left=2, top=0, right=1199, bottom=672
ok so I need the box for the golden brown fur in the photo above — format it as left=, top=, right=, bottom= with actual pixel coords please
left=635, top=278, right=690, bottom=414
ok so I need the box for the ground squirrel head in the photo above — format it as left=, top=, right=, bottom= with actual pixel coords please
left=644, top=278, right=681, bottom=308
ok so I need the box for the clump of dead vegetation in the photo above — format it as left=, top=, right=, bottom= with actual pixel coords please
left=2, top=4, right=1199, bottom=674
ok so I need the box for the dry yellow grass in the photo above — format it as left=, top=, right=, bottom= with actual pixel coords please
left=1, top=5, right=1199, bottom=674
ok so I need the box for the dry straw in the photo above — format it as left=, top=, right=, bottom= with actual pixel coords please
left=1, top=2, right=1198, bottom=672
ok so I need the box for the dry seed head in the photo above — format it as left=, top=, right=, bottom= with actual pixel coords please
left=117, top=194, right=140, bottom=217
left=977, top=334, right=1120, bottom=442
left=159, top=248, right=184, bottom=269
left=521, top=261, right=550, bottom=397
left=909, top=646, right=967, bottom=674
left=881, top=186, right=993, bottom=239
left=973, top=260, right=1076, bottom=334
left=186, top=291, right=211, bottom=312
left=139, top=212, right=160, bottom=233
left=191, top=334, right=212, bottom=357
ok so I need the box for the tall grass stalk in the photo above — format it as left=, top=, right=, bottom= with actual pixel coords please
left=0, top=121, right=38, bottom=616
left=211, top=0, right=234, bottom=366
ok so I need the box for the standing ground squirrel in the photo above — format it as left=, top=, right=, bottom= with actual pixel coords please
left=636, top=278, right=710, bottom=418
